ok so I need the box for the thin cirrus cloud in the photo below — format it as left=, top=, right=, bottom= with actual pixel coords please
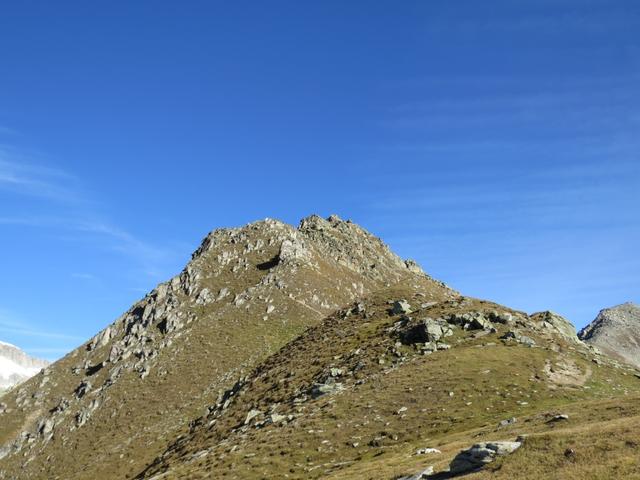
left=0, top=143, right=181, bottom=358
left=422, top=5, right=640, bottom=34
left=0, top=147, right=81, bottom=203
left=0, top=309, right=84, bottom=342
left=0, top=146, right=173, bottom=271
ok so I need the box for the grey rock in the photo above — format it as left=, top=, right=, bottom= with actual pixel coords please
left=415, top=447, right=441, bottom=455
left=158, top=312, right=183, bottom=334
left=404, top=259, right=424, bottom=275
left=195, top=288, right=214, bottom=305
left=446, top=312, right=491, bottom=330
left=269, top=413, right=287, bottom=424
left=488, top=311, right=516, bottom=325
left=244, top=409, right=262, bottom=425
left=401, top=318, right=452, bottom=344
left=501, top=331, right=536, bottom=346
left=51, top=398, right=69, bottom=414
left=468, top=314, right=491, bottom=330
left=391, top=300, right=412, bottom=315
left=548, top=414, right=569, bottom=422
left=499, top=417, right=517, bottom=427
left=449, top=441, right=522, bottom=474
left=87, top=326, right=113, bottom=351
left=531, top=311, right=578, bottom=342
left=311, top=380, right=344, bottom=398
left=36, top=418, right=54, bottom=437
left=74, top=380, right=92, bottom=399
left=279, top=236, right=311, bottom=263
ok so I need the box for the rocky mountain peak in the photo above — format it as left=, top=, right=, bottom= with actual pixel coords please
left=579, top=302, right=640, bottom=368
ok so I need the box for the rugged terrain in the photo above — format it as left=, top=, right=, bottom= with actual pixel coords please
left=0, top=215, right=452, bottom=479
left=0, top=215, right=639, bottom=480
left=0, top=342, right=48, bottom=394
left=579, top=303, right=640, bottom=369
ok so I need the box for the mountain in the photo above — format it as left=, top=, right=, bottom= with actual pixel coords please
left=0, top=341, right=48, bottom=393
left=0, top=215, right=452, bottom=478
left=578, top=302, right=640, bottom=369
left=1, top=216, right=639, bottom=480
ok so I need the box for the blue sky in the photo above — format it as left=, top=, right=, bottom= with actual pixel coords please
left=0, top=1, right=638, bottom=360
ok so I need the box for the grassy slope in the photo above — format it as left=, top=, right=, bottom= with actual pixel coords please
left=138, top=283, right=640, bottom=479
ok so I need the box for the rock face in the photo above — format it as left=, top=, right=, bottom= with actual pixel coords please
left=578, top=302, right=640, bottom=368
left=0, top=341, right=48, bottom=392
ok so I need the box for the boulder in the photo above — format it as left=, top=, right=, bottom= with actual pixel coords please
left=311, top=380, right=344, bottom=398
left=400, top=318, right=452, bottom=344
left=37, top=418, right=54, bottom=437
left=88, top=326, right=113, bottom=351
left=391, top=300, right=412, bottom=315
left=415, top=447, right=441, bottom=455
left=244, top=409, right=262, bottom=425
left=404, top=259, right=424, bottom=274
left=449, top=441, right=521, bottom=474
left=501, top=331, right=536, bottom=346
left=499, top=417, right=517, bottom=427
left=446, top=312, right=491, bottom=330
left=468, top=314, right=491, bottom=330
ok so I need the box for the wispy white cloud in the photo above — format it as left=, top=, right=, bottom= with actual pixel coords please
left=0, top=147, right=81, bottom=202
left=0, top=310, right=84, bottom=342
left=0, top=147, right=176, bottom=272
left=75, top=221, right=168, bottom=265
left=0, top=324, right=84, bottom=341
left=20, top=347, right=74, bottom=360
left=71, top=272, right=98, bottom=280
left=0, top=142, right=184, bottom=357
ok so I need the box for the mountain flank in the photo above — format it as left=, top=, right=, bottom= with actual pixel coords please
left=0, top=215, right=639, bottom=480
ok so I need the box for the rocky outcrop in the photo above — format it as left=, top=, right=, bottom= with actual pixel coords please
left=578, top=302, right=640, bottom=368
left=530, top=311, right=578, bottom=343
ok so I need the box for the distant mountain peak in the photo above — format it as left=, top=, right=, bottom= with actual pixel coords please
left=0, top=342, right=48, bottom=392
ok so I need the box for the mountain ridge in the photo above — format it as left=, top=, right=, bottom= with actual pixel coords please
left=0, top=216, right=638, bottom=479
